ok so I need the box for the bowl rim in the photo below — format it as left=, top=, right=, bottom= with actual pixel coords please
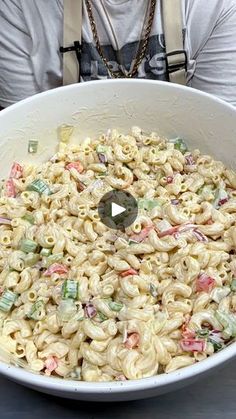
left=1, top=78, right=236, bottom=117
left=0, top=79, right=236, bottom=394
left=0, top=342, right=235, bottom=394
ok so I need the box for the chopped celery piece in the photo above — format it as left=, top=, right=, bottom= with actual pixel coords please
left=0, top=290, right=18, bottom=312
left=138, top=199, right=159, bottom=211
left=58, top=299, right=77, bottom=321
left=28, top=300, right=45, bottom=320
left=28, top=140, right=38, bottom=154
left=96, top=145, right=108, bottom=154
left=69, top=367, right=81, bottom=380
left=22, top=213, right=35, bottom=224
left=215, top=310, right=236, bottom=338
left=45, top=253, right=63, bottom=267
left=108, top=301, right=123, bottom=312
left=26, top=179, right=51, bottom=195
left=20, top=239, right=37, bottom=253
left=62, top=280, right=78, bottom=300
left=197, top=185, right=214, bottom=197
left=58, top=124, right=74, bottom=143
left=40, top=248, right=52, bottom=257
left=24, top=253, right=40, bottom=267
left=170, top=138, right=188, bottom=154
left=128, top=239, right=137, bottom=245
left=231, top=279, right=236, bottom=292
left=196, top=329, right=209, bottom=338
left=98, top=312, right=108, bottom=322
left=211, top=341, right=224, bottom=352
left=196, top=328, right=225, bottom=351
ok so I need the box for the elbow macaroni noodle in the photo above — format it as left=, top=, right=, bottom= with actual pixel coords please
left=0, top=127, right=235, bottom=382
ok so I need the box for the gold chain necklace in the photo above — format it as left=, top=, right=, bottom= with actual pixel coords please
left=85, top=0, right=157, bottom=78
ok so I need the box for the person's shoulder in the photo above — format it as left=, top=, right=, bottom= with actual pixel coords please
left=184, top=0, right=236, bottom=29
left=184, top=0, right=236, bottom=16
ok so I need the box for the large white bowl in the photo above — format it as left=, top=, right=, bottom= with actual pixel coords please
left=0, top=80, right=235, bottom=401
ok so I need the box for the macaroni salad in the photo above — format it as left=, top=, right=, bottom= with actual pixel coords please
left=0, top=127, right=235, bottom=381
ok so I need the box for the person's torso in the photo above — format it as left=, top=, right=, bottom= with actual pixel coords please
left=80, top=0, right=170, bottom=81
left=0, top=0, right=184, bottom=97
left=0, top=0, right=228, bottom=104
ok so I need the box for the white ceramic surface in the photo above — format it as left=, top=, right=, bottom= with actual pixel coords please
left=0, top=80, right=235, bottom=401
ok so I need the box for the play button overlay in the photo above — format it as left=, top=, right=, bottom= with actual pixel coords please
left=98, top=190, right=138, bottom=230
left=111, top=203, right=126, bottom=217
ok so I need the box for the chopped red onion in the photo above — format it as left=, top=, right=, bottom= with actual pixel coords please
left=178, top=223, right=197, bottom=233
left=171, top=199, right=179, bottom=205
left=209, top=330, right=225, bottom=344
left=185, top=154, right=195, bottom=165
left=193, top=230, right=208, bottom=242
left=173, top=232, right=181, bottom=239
left=87, top=179, right=104, bottom=192
left=166, top=176, right=173, bottom=184
left=0, top=217, right=11, bottom=225
left=77, top=180, right=86, bottom=192
left=85, top=303, right=97, bottom=318
left=218, top=198, right=228, bottom=206
left=98, top=153, right=107, bottom=164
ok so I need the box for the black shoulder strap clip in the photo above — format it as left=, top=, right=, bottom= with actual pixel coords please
left=60, top=41, right=82, bottom=62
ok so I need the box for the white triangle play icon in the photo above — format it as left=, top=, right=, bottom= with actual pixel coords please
left=111, top=202, right=126, bottom=217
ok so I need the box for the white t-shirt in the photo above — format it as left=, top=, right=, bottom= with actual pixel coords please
left=0, top=0, right=236, bottom=107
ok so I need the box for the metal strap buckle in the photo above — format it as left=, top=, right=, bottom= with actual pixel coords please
left=165, top=49, right=187, bottom=75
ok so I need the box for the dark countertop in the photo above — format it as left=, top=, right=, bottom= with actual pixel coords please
left=0, top=359, right=235, bottom=419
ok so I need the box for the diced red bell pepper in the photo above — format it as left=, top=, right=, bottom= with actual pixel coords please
left=129, top=225, right=153, bottom=243
left=196, top=273, right=215, bottom=293
left=125, top=332, right=140, bottom=349
left=181, top=314, right=195, bottom=339
left=205, top=218, right=214, bottom=225
left=66, top=161, right=84, bottom=173
left=45, top=356, right=58, bottom=375
left=120, top=268, right=138, bottom=277
left=157, top=225, right=180, bottom=238
left=6, top=179, right=16, bottom=197
left=9, top=162, right=23, bottom=179
left=44, top=263, right=68, bottom=276
left=180, top=339, right=206, bottom=352
left=182, top=328, right=196, bottom=339
left=157, top=223, right=197, bottom=238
